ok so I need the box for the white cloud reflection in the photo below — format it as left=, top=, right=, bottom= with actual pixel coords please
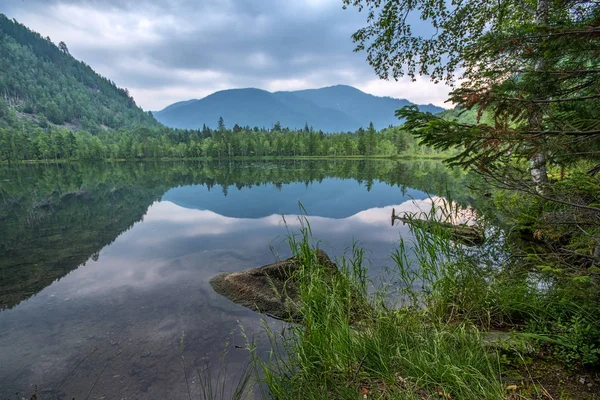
left=37, top=196, right=441, bottom=302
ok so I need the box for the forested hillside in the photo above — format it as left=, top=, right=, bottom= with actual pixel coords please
left=0, top=14, right=156, bottom=131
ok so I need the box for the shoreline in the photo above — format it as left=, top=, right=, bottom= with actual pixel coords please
left=1, top=153, right=450, bottom=165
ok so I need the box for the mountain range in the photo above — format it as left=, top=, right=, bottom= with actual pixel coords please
left=0, top=13, right=445, bottom=135
left=154, top=86, right=445, bottom=132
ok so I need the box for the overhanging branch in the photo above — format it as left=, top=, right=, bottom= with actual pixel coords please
left=494, top=94, right=600, bottom=103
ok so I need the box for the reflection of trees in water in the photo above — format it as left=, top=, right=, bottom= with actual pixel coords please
left=0, top=181, right=166, bottom=310
left=0, top=159, right=468, bottom=310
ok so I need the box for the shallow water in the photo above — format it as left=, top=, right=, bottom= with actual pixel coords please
left=0, top=159, right=469, bottom=399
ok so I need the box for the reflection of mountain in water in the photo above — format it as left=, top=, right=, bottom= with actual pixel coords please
left=163, top=179, right=426, bottom=219
left=147, top=196, right=443, bottom=243
left=0, top=160, right=468, bottom=311
left=0, top=183, right=165, bottom=310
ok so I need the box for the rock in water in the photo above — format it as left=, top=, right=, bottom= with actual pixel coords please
left=210, top=249, right=337, bottom=321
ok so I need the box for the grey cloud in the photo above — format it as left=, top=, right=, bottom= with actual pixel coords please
left=4, top=1, right=366, bottom=70
left=141, top=1, right=365, bottom=72
left=0, top=0, right=449, bottom=109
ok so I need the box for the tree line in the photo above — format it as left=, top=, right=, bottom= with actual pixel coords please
left=0, top=110, right=446, bottom=162
left=0, top=14, right=449, bottom=163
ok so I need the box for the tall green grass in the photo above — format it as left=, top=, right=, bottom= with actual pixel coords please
left=392, top=199, right=600, bottom=368
left=241, top=197, right=599, bottom=398
left=247, top=215, right=505, bottom=399
left=180, top=330, right=254, bottom=400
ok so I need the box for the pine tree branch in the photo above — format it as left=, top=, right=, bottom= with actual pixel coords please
left=485, top=173, right=600, bottom=213
left=494, top=94, right=600, bottom=103
left=418, top=114, right=600, bottom=137
left=522, top=27, right=600, bottom=39
left=521, top=130, right=600, bottom=136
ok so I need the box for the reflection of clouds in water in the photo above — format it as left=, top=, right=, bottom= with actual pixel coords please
left=143, top=196, right=443, bottom=240
left=44, top=196, right=475, bottom=302
left=0, top=198, right=478, bottom=398
left=1, top=194, right=475, bottom=399
left=57, top=256, right=170, bottom=298
left=0, top=162, right=468, bottom=399
left=48, top=197, right=441, bottom=302
left=0, top=246, right=278, bottom=399
left=46, top=248, right=255, bottom=301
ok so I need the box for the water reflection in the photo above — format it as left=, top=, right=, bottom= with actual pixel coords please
left=163, top=178, right=426, bottom=219
left=0, top=160, right=468, bottom=399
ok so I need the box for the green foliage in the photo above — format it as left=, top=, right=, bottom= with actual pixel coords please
left=250, top=223, right=503, bottom=399
left=553, top=315, right=600, bottom=366
left=0, top=14, right=156, bottom=131
left=489, top=179, right=600, bottom=367
left=342, top=0, right=502, bottom=83
left=346, top=0, right=600, bottom=369
left=353, top=0, right=600, bottom=174
left=386, top=193, right=600, bottom=368
left=436, top=107, right=494, bottom=126
left=489, top=163, right=600, bottom=267
left=0, top=120, right=452, bottom=162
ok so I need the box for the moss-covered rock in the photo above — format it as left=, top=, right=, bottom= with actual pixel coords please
left=210, top=250, right=337, bottom=321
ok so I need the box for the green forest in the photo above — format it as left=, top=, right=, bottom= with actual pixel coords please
left=0, top=14, right=155, bottom=129
left=0, top=115, right=444, bottom=162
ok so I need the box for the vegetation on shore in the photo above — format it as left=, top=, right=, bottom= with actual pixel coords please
left=238, top=0, right=600, bottom=397
left=248, top=218, right=504, bottom=399
left=245, top=199, right=599, bottom=399
left=0, top=114, right=450, bottom=162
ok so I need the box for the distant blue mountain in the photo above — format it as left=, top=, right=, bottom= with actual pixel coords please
left=154, top=85, right=445, bottom=132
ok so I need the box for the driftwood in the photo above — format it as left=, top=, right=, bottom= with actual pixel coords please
left=391, top=208, right=484, bottom=246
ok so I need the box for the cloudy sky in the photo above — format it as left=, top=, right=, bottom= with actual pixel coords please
left=0, top=0, right=451, bottom=111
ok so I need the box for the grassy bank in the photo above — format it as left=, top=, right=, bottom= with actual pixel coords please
left=244, top=205, right=599, bottom=399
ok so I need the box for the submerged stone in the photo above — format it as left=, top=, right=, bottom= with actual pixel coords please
left=209, top=250, right=337, bottom=321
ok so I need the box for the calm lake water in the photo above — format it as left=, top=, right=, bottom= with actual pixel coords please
left=0, top=159, right=469, bottom=399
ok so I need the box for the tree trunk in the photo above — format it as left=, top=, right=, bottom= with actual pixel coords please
left=529, top=149, right=549, bottom=191
left=593, top=235, right=600, bottom=266
left=528, top=0, right=550, bottom=192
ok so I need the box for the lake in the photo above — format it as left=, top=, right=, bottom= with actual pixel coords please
left=0, top=159, right=469, bottom=399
